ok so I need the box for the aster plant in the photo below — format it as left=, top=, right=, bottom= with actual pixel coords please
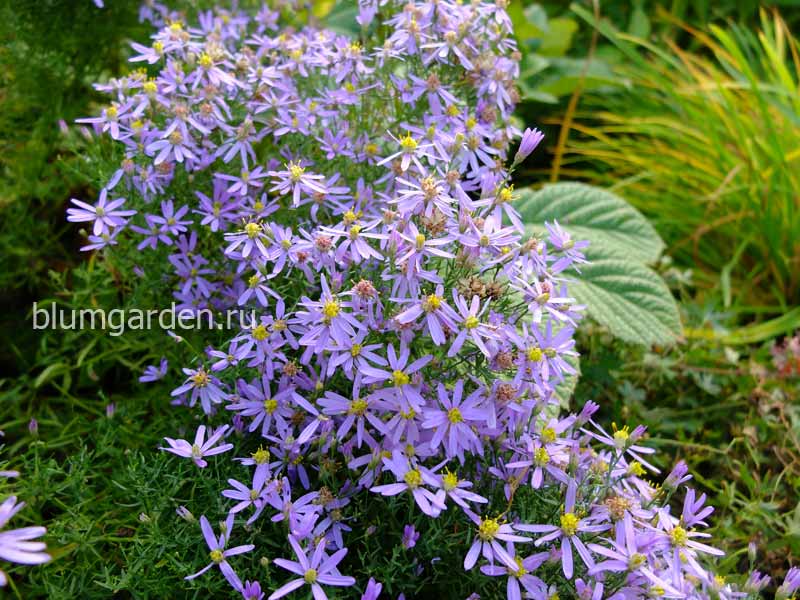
left=70, top=0, right=794, bottom=598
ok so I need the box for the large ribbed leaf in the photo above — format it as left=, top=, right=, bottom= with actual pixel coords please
left=518, top=182, right=663, bottom=263
left=569, top=246, right=681, bottom=346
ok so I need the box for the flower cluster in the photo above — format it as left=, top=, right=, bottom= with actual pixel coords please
left=72, top=1, right=788, bottom=599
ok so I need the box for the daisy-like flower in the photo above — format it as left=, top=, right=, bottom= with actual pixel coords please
left=377, top=131, right=437, bottom=172
left=395, top=284, right=459, bottom=346
left=139, top=357, right=168, bottom=382
left=268, top=535, right=355, bottom=600
left=370, top=451, right=445, bottom=517
left=582, top=422, right=658, bottom=473
left=0, top=496, right=50, bottom=586
left=421, top=381, right=485, bottom=462
left=448, top=293, right=496, bottom=357
left=462, top=510, right=530, bottom=571
left=146, top=129, right=197, bottom=164
left=517, top=479, right=609, bottom=579
left=67, top=189, right=136, bottom=236
left=160, top=425, right=234, bottom=468
left=185, top=514, right=254, bottom=592
left=360, top=343, right=431, bottom=411
left=269, top=162, right=327, bottom=207
left=479, top=545, right=548, bottom=600
left=171, top=366, right=228, bottom=414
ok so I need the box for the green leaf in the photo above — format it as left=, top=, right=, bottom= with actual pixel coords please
left=518, top=182, right=663, bottom=263
left=509, top=3, right=548, bottom=41
left=321, top=1, right=360, bottom=36
left=568, top=247, right=682, bottom=346
left=538, top=17, right=578, bottom=57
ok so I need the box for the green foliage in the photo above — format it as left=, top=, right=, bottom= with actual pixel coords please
left=510, top=2, right=624, bottom=105
left=519, top=183, right=681, bottom=346
left=564, top=8, right=800, bottom=318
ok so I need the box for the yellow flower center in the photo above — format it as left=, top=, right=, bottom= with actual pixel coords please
left=541, top=427, right=556, bottom=443
left=447, top=407, right=463, bottom=424
left=464, top=316, right=479, bottom=330
left=670, top=526, right=688, bottom=547
left=400, top=133, right=417, bottom=152
left=209, top=549, right=224, bottom=563
left=191, top=371, right=209, bottom=388
left=304, top=568, right=318, bottom=583
left=527, top=347, right=543, bottom=362
left=199, top=53, right=213, bottom=68
left=478, top=518, right=500, bottom=541
left=442, top=470, right=459, bottom=491
left=322, top=300, right=340, bottom=320
left=508, top=556, right=528, bottom=578
left=349, top=224, right=362, bottom=239
left=534, top=447, right=550, bottom=466
left=348, top=398, right=368, bottom=416
left=248, top=274, right=260, bottom=288
left=423, top=294, right=442, bottom=312
left=499, top=186, right=514, bottom=203
left=350, top=343, right=362, bottom=357
left=251, top=447, right=270, bottom=464
left=404, top=469, right=422, bottom=489
left=288, top=163, right=305, bottom=181
left=263, top=398, right=278, bottom=414
left=252, top=324, right=269, bottom=341
left=245, top=222, right=261, bottom=238
left=629, top=553, right=646, bottom=570
left=415, top=233, right=426, bottom=249
left=392, top=370, right=410, bottom=387
left=560, top=513, right=579, bottom=536
left=628, top=461, right=645, bottom=477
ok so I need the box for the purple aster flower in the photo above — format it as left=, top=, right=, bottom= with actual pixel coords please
left=377, top=131, right=437, bottom=173
left=269, top=162, right=327, bottom=207
left=317, top=388, right=386, bottom=448
left=67, top=189, right=136, bottom=235
left=516, top=480, right=609, bottom=579
left=513, top=127, right=544, bottom=165
left=268, top=535, right=355, bottom=600
left=370, top=451, right=445, bottom=518
left=171, top=366, right=228, bottom=414
left=395, top=284, right=459, bottom=346
left=222, top=466, right=275, bottom=521
left=152, top=199, right=192, bottom=237
left=360, top=343, right=431, bottom=411
left=402, top=524, right=419, bottom=549
left=242, top=580, right=265, bottom=600
left=140, top=357, right=168, bottom=382
left=421, top=380, right=486, bottom=462
left=185, top=513, right=254, bottom=592
left=462, top=510, right=530, bottom=572
left=448, top=294, right=496, bottom=358
left=479, top=545, right=548, bottom=600
left=546, top=220, right=589, bottom=267
left=224, top=221, right=270, bottom=260
left=146, top=129, right=197, bottom=165
left=160, top=425, right=233, bottom=468
left=778, top=567, right=800, bottom=599
left=360, top=578, right=382, bottom=600
left=0, top=496, right=49, bottom=586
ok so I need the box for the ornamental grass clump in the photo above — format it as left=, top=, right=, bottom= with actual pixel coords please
left=68, top=1, right=794, bottom=598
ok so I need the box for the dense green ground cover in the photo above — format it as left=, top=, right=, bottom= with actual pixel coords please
left=0, top=1, right=797, bottom=597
